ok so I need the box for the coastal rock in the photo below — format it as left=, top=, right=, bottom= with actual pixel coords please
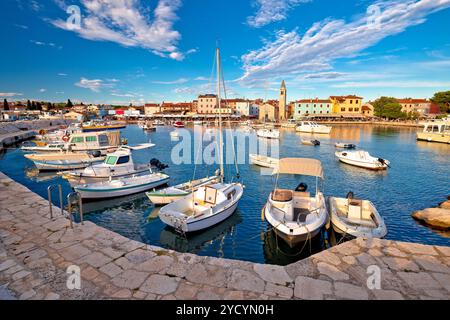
left=412, top=208, right=450, bottom=230
left=439, top=200, right=450, bottom=210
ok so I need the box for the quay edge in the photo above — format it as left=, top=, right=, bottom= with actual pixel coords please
left=0, top=171, right=449, bottom=300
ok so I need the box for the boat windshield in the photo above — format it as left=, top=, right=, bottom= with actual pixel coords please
left=105, top=156, right=117, bottom=165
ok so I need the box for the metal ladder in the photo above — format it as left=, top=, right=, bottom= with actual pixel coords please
left=47, top=184, right=84, bottom=228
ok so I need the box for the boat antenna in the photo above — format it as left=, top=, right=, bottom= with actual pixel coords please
left=216, top=47, right=224, bottom=183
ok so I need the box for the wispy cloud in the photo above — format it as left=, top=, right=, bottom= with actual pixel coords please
left=332, top=80, right=450, bottom=88
left=194, top=76, right=209, bottom=81
left=39, top=88, right=47, bottom=93
left=57, top=73, right=68, bottom=76
left=51, top=0, right=185, bottom=60
left=75, top=78, right=116, bottom=92
left=240, top=0, right=450, bottom=87
left=30, top=40, right=62, bottom=49
left=302, top=72, right=347, bottom=79
left=247, top=0, right=311, bottom=28
left=0, top=92, right=23, bottom=97
left=152, top=78, right=189, bottom=85
left=14, top=24, right=28, bottom=29
left=111, top=93, right=136, bottom=98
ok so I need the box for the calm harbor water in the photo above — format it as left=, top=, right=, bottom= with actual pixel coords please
left=0, top=124, right=449, bottom=265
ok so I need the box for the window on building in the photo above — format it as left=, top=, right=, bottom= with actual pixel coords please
left=320, top=111, right=322, bottom=114
left=341, top=107, right=345, bottom=112
left=354, top=108, right=359, bottom=112
left=349, top=108, right=353, bottom=112
left=355, top=100, right=359, bottom=104
left=350, top=100, right=353, bottom=104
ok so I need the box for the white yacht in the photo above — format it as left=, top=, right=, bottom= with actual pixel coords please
left=281, top=119, right=297, bottom=128
left=296, top=121, right=332, bottom=134
left=417, top=118, right=450, bottom=144
left=335, top=150, right=390, bottom=170
left=263, top=158, right=328, bottom=247
left=158, top=47, right=244, bottom=233
left=249, top=154, right=279, bottom=169
left=256, top=128, right=280, bottom=139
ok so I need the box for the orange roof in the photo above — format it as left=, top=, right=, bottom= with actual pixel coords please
left=397, top=98, right=428, bottom=104
left=330, top=95, right=363, bottom=101
left=297, top=99, right=331, bottom=103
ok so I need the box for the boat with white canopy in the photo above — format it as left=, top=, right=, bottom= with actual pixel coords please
left=296, top=121, right=332, bottom=134
left=262, top=158, right=328, bottom=247
left=335, top=150, right=390, bottom=170
left=158, top=47, right=244, bottom=233
left=329, top=192, right=387, bottom=238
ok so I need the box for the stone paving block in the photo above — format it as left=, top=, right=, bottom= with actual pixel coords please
left=185, top=263, right=226, bottom=287
left=140, top=274, right=179, bottom=295
left=253, top=264, right=292, bottom=285
left=398, top=272, right=442, bottom=290
left=99, top=262, right=122, bottom=278
left=317, top=262, right=350, bottom=281
left=112, top=270, right=148, bottom=290
left=414, top=255, right=450, bottom=273
left=334, top=282, right=369, bottom=300
left=294, top=276, right=332, bottom=300
left=228, top=269, right=265, bottom=293
left=80, top=252, right=112, bottom=268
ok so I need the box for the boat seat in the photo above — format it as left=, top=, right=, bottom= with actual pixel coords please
left=272, top=189, right=293, bottom=202
left=293, top=191, right=310, bottom=198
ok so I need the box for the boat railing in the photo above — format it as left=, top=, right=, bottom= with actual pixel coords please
left=47, top=184, right=63, bottom=219
left=67, top=192, right=84, bottom=229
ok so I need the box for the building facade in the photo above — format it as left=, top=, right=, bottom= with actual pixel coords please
left=258, top=102, right=279, bottom=122
left=235, top=100, right=259, bottom=117
left=397, top=98, right=431, bottom=115
left=293, top=99, right=332, bottom=120
left=330, top=95, right=363, bottom=114
left=361, top=103, right=374, bottom=117
left=144, top=103, right=161, bottom=115
left=197, top=94, right=218, bottom=114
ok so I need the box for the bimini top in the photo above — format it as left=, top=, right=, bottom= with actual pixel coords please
left=273, top=158, right=324, bottom=179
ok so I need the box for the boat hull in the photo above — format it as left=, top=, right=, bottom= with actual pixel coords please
left=416, top=132, right=450, bottom=144
left=336, top=157, right=387, bottom=170
left=75, top=176, right=169, bottom=199
left=273, top=227, right=322, bottom=248
left=147, top=193, right=188, bottom=205
left=296, top=127, right=331, bottom=134
left=82, top=125, right=126, bottom=132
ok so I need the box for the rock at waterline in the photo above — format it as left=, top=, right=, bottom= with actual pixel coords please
left=412, top=208, right=450, bottom=230
left=439, top=200, right=450, bottom=210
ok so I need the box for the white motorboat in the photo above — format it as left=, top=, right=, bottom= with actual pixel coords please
left=153, top=119, right=165, bottom=126
left=263, top=158, right=328, bottom=247
left=35, top=124, right=82, bottom=142
left=74, top=171, right=170, bottom=199
left=296, top=121, right=332, bottom=134
left=329, top=193, right=387, bottom=238
left=301, top=139, right=320, bottom=146
left=146, top=173, right=220, bottom=205
left=256, top=128, right=280, bottom=139
left=170, top=131, right=180, bottom=138
left=281, top=119, right=297, bottom=128
left=416, top=118, right=450, bottom=144
left=60, top=144, right=157, bottom=184
left=143, top=123, right=156, bottom=131
left=158, top=47, right=243, bottom=233
left=24, top=152, right=105, bottom=171
left=249, top=154, right=279, bottom=168
left=335, top=142, right=356, bottom=149
left=335, top=150, right=390, bottom=170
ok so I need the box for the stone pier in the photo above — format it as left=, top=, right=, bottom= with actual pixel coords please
left=0, top=172, right=449, bottom=300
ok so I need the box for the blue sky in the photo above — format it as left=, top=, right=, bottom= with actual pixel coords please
left=1, top=0, right=450, bottom=105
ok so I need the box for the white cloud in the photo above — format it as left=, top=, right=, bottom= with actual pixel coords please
left=30, top=40, right=45, bottom=46
left=111, top=93, right=135, bottom=98
left=194, top=76, right=209, bottom=81
left=247, top=0, right=311, bottom=28
left=0, top=92, right=23, bottom=97
left=240, top=0, right=450, bottom=87
left=57, top=73, right=67, bottom=76
left=302, top=72, right=347, bottom=79
left=14, top=24, right=28, bottom=29
left=39, top=88, right=47, bottom=93
left=30, top=0, right=42, bottom=12
left=152, top=78, right=189, bottom=85
left=51, top=0, right=184, bottom=60
left=75, top=78, right=115, bottom=92
left=173, top=87, right=197, bottom=95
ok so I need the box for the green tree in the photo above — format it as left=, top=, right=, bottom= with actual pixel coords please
left=47, top=102, right=52, bottom=110
left=31, top=101, right=36, bottom=110
left=430, top=91, right=450, bottom=113
left=373, top=97, right=406, bottom=119
left=3, top=99, right=9, bottom=111
left=27, top=100, right=32, bottom=110
left=66, top=99, right=73, bottom=108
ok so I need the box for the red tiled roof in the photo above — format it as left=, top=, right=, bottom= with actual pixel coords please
left=397, top=98, right=429, bottom=104
left=330, top=95, right=363, bottom=101
left=297, top=99, right=331, bottom=103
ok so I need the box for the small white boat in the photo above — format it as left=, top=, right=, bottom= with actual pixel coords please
left=329, top=194, right=387, bottom=238
left=301, top=139, right=320, bottom=146
left=296, top=121, right=332, bottom=134
left=335, top=150, right=390, bottom=170
left=153, top=119, right=165, bottom=126
left=146, top=174, right=220, bottom=205
left=60, top=144, right=157, bottom=184
left=281, top=119, right=297, bottom=128
left=256, top=128, right=280, bottom=139
left=249, top=154, right=279, bottom=168
left=74, top=171, right=170, bottom=199
left=263, top=158, right=328, bottom=247
left=24, top=152, right=105, bottom=171
left=170, top=131, right=180, bottom=138
left=143, top=122, right=156, bottom=131
left=335, top=142, right=356, bottom=149
left=21, top=142, right=67, bottom=153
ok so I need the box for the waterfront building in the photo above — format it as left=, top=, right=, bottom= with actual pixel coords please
left=144, top=103, right=161, bottom=115
left=397, top=98, right=432, bottom=115
left=160, top=102, right=192, bottom=114
left=279, top=80, right=287, bottom=120
left=362, top=103, right=374, bottom=117
left=196, top=94, right=232, bottom=114
left=63, top=111, right=84, bottom=121
left=73, top=105, right=87, bottom=113
left=330, top=95, right=363, bottom=114
left=235, top=100, right=259, bottom=117
left=293, top=99, right=332, bottom=120
left=258, top=101, right=279, bottom=122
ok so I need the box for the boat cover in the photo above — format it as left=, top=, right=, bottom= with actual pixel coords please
left=273, top=158, right=324, bottom=178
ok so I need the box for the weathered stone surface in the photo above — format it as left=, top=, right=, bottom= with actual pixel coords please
left=80, top=252, right=112, bottom=268
left=59, top=244, right=91, bottom=261
left=265, top=282, right=293, bottom=298
left=136, top=255, right=174, bottom=273
left=334, top=282, right=369, bottom=300
left=435, top=246, right=450, bottom=257
left=124, top=249, right=156, bottom=264
left=112, top=270, right=148, bottom=290
left=412, top=208, right=450, bottom=229
left=396, top=242, right=439, bottom=256
left=414, top=255, right=449, bottom=273
left=383, top=247, right=407, bottom=257
left=99, top=263, right=122, bottom=278
left=140, top=274, right=179, bottom=295
left=312, top=251, right=341, bottom=266
left=372, top=289, right=404, bottom=300
left=439, top=200, right=450, bottom=209
left=317, top=262, right=349, bottom=281
left=294, top=276, right=332, bottom=300
left=228, top=269, right=265, bottom=293
left=382, top=257, right=420, bottom=272
left=253, top=264, right=292, bottom=285
left=185, top=264, right=226, bottom=287
left=0, top=259, right=16, bottom=272
left=174, top=283, right=198, bottom=300
left=431, top=273, right=450, bottom=292
left=398, top=272, right=442, bottom=290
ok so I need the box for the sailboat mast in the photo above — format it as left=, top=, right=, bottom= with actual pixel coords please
left=216, top=47, right=224, bottom=183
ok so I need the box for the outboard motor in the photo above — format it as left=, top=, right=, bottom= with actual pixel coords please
left=150, top=158, right=160, bottom=167
left=346, top=191, right=354, bottom=199
left=295, top=183, right=308, bottom=192
left=378, top=158, right=386, bottom=165
left=90, top=150, right=102, bottom=158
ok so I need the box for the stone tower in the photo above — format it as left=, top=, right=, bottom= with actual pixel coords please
left=279, top=80, right=287, bottom=121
